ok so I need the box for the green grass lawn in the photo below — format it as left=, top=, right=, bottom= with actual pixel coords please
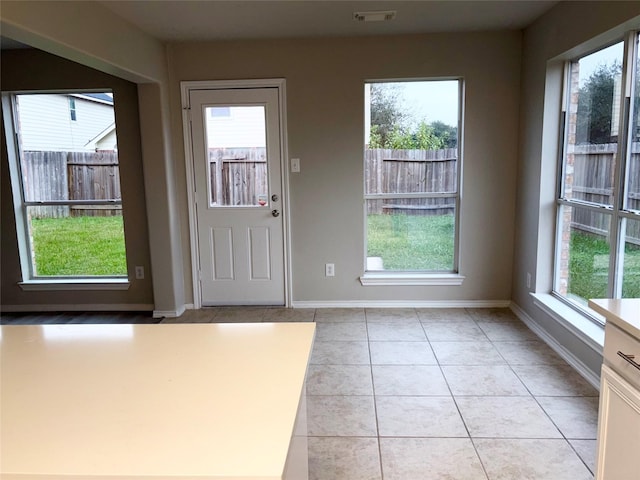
left=367, top=213, right=455, bottom=271
left=368, top=212, right=640, bottom=299
left=568, top=230, right=640, bottom=300
left=31, top=215, right=127, bottom=276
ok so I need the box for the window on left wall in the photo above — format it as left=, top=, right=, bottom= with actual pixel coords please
left=2, top=91, right=128, bottom=281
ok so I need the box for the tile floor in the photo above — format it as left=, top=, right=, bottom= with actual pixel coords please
left=1, top=307, right=599, bottom=479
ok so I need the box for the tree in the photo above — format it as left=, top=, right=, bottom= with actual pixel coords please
left=576, top=63, right=621, bottom=144
left=430, top=121, right=458, bottom=148
left=369, top=84, right=409, bottom=148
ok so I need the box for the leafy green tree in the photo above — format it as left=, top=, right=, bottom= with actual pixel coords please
left=576, top=63, right=621, bottom=144
left=430, top=121, right=458, bottom=148
left=369, top=84, right=408, bottom=148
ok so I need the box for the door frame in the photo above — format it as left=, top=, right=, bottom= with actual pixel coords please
left=180, top=79, right=292, bottom=309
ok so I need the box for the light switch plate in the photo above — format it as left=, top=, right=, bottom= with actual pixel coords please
left=291, top=158, right=300, bottom=173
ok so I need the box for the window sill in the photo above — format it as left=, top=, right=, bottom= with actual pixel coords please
left=19, top=279, right=130, bottom=291
left=360, top=272, right=465, bottom=286
left=531, top=293, right=604, bottom=353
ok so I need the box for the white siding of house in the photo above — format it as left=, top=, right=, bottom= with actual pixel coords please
left=16, top=94, right=115, bottom=152
left=206, top=106, right=265, bottom=148
left=95, top=129, right=118, bottom=151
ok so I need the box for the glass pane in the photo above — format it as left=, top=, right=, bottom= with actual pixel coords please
left=626, top=34, right=640, bottom=213
left=556, top=204, right=611, bottom=305
left=563, top=42, right=624, bottom=206
left=365, top=81, right=458, bottom=195
left=15, top=93, right=120, bottom=202
left=366, top=198, right=455, bottom=271
left=205, top=105, right=268, bottom=206
left=28, top=206, right=127, bottom=276
left=621, top=218, right=640, bottom=298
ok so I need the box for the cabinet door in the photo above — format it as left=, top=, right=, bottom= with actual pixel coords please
left=596, top=365, right=640, bottom=480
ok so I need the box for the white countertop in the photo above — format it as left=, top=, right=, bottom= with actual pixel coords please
left=589, top=298, right=640, bottom=339
left=0, top=322, right=315, bottom=479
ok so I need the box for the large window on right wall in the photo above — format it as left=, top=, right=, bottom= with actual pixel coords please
left=555, top=32, right=640, bottom=318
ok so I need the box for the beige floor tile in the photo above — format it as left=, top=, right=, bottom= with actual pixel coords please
left=314, top=308, right=365, bottom=322
left=367, top=322, right=427, bottom=341
left=307, top=395, right=377, bottom=436
left=376, top=396, right=467, bottom=437
left=372, top=365, right=450, bottom=395
left=310, top=341, right=371, bottom=365
left=315, top=322, right=368, bottom=341
left=262, top=308, right=315, bottom=322
left=536, top=396, right=599, bottom=439
left=307, top=364, right=373, bottom=395
left=477, top=321, right=538, bottom=341
left=423, top=322, right=488, bottom=341
left=456, top=396, right=562, bottom=438
left=162, top=309, right=217, bottom=323
left=474, top=438, right=594, bottom=480
left=211, top=307, right=267, bottom=323
left=569, top=439, right=597, bottom=474
left=365, top=308, right=418, bottom=322
left=443, top=365, right=529, bottom=396
left=369, top=341, right=436, bottom=365
left=512, top=364, right=599, bottom=396
left=417, top=308, right=476, bottom=323
left=431, top=341, right=506, bottom=365
left=492, top=340, right=565, bottom=365
left=466, top=308, right=519, bottom=322
left=380, top=438, right=488, bottom=480
left=308, top=437, right=382, bottom=480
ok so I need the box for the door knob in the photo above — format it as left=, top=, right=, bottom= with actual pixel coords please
left=271, top=209, right=280, bottom=217
left=271, top=194, right=279, bottom=202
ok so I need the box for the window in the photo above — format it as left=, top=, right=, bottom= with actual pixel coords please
left=363, top=79, right=462, bottom=278
left=555, top=32, right=640, bottom=317
left=3, top=91, right=128, bottom=282
left=69, top=96, right=76, bottom=121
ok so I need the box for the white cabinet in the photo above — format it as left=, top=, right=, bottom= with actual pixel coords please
left=590, top=299, right=640, bottom=480
left=596, top=364, right=640, bottom=480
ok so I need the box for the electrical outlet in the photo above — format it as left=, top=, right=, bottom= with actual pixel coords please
left=325, top=263, right=335, bottom=277
left=135, top=266, right=145, bottom=280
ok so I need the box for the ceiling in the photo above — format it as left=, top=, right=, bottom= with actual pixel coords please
left=97, top=0, right=559, bottom=43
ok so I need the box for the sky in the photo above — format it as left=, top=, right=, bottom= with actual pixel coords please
left=364, top=79, right=459, bottom=142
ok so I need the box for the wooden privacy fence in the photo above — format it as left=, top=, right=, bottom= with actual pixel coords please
left=22, top=151, right=121, bottom=218
left=208, top=148, right=267, bottom=206
left=570, top=142, right=640, bottom=245
left=366, top=148, right=458, bottom=216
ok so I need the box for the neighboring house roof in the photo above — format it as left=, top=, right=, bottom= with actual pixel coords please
left=71, top=92, right=114, bottom=105
left=84, top=122, right=117, bottom=150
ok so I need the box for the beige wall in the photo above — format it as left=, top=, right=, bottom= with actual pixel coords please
left=1, top=49, right=153, bottom=308
left=515, top=2, right=640, bottom=376
left=168, top=31, right=522, bottom=304
left=1, top=0, right=186, bottom=315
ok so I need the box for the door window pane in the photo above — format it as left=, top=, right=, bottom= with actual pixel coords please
left=205, top=105, right=268, bottom=207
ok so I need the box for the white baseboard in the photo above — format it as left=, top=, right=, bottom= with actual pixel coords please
left=153, top=304, right=189, bottom=318
left=291, top=300, right=511, bottom=309
left=510, top=302, right=601, bottom=390
left=1, top=303, right=154, bottom=313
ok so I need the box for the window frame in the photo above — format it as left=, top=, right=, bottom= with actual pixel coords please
left=360, top=78, right=465, bottom=286
left=2, top=90, right=130, bottom=289
left=553, top=31, right=640, bottom=321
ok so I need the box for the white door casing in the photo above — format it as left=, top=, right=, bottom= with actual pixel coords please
left=183, top=82, right=288, bottom=306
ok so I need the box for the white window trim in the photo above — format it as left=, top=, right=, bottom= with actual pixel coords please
left=19, top=278, right=130, bottom=291
left=360, top=272, right=465, bottom=286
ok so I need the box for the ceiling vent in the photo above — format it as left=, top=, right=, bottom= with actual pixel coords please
left=353, top=10, right=397, bottom=22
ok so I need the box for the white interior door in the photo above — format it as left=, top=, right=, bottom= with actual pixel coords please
left=189, top=87, right=285, bottom=306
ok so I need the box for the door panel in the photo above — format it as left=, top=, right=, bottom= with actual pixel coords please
left=189, top=88, right=284, bottom=305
